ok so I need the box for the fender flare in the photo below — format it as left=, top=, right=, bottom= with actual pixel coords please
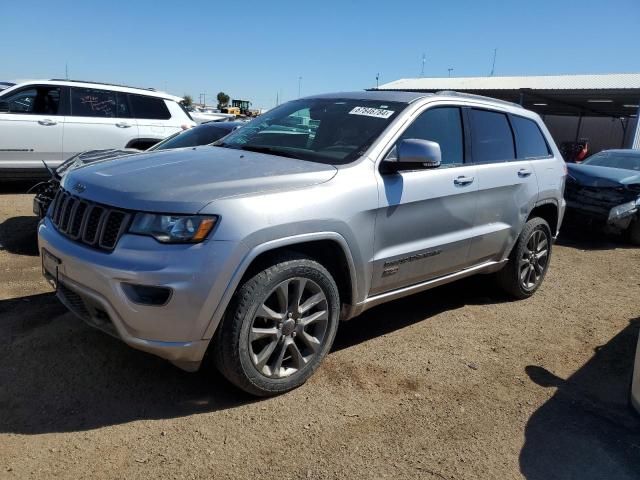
left=201, top=231, right=359, bottom=340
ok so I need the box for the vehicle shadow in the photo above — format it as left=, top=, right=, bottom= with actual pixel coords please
left=0, top=276, right=509, bottom=435
left=519, top=318, right=640, bottom=480
left=557, top=221, right=636, bottom=251
left=333, top=275, right=508, bottom=351
left=0, top=292, right=255, bottom=435
left=0, top=216, right=40, bottom=256
left=0, top=180, right=43, bottom=195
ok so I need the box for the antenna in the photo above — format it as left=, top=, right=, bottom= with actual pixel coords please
left=65, top=62, right=69, bottom=80
left=421, top=53, right=426, bottom=77
left=447, top=68, right=454, bottom=77
left=490, top=48, right=497, bottom=76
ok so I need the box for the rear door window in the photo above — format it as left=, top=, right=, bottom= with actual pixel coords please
left=70, top=88, right=129, bottom=118
left=130, top=95, right=171, bottom=120
left=511, top=116, right=550, bottom=159
left=469, top=109, right=515, bottom=163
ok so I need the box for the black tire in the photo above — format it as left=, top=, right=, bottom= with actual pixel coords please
left=213, top=252, right=340, bottom=396
left=496, top=217, right=552, bottom=299
left=626, top=217, right=640, bottom=246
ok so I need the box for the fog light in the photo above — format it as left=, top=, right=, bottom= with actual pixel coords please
left=122, top=283, right=172, bottom=306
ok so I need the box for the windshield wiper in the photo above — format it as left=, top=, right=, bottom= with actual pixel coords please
left=239, top=145, right=305, bottom=160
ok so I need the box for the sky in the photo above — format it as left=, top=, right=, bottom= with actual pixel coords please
left=2, top=0, right=640, bottom=109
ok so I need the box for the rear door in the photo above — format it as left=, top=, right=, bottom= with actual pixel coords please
left=466, top=108, right=539, bottom=265
left=129, top=94, right=173, bottom=141
left=0, top=84, right=65, bottom=169
left=371, top=105, right=479, bottom=295
left=63, top=87, right=138, bottom=158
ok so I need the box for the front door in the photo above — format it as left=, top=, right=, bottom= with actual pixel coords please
left=371, top=106, right=479, bottom=296
left=0, top=85, right=64, bottom=169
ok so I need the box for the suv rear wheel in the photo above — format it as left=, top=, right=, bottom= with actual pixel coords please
left=497, top=217, right=552, bottom=299
left=213, top=253, right=340, bottom=396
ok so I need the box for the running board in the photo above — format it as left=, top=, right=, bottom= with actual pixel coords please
left=358, top=260, right=506, bottom=315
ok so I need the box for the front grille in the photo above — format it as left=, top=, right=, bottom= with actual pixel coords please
left=49, top=188, right=130, bottom=251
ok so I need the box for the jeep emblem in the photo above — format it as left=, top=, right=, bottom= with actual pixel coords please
left=73, top=183, right=86, bottom=193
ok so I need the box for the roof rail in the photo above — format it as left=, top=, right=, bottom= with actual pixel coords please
left=49, top=79, right=157, bottom=92
left=435, top=90, right=523, bottom=108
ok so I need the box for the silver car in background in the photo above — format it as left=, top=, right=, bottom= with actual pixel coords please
left=38, top=90, right=566, bottom=396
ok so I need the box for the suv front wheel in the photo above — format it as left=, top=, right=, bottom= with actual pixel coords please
left=213, top=253, right=340, bottom=396
left=497, top=217, right=552, bottom=299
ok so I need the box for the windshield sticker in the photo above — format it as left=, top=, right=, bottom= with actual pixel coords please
left=349, top=106, right=395, bottom=119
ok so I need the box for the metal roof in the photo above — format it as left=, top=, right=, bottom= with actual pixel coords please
left=378, top=73, right=640, bottom=92
left=375, top=74, right=640, bottom=118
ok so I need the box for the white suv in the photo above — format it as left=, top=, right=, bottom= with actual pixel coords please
left=0, top=79, right=195, bottom=178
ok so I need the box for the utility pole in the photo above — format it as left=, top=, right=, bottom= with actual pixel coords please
left=376, top=73, right=380, bottom=88
left=276, top=91, right=279, bottom=107
left=298, top=76, right=302, bottom=98
left=421, top=53, right=426, bottom=77
left=65, top=63, right=69, bottom=80
left=490, top=48, right=497, bottom=76
left=447, top=68, right=453, bottom=78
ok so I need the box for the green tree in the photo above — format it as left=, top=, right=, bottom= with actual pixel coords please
left=217, top=91, right=230, bottom=109
left=182, top=95, right=193, bottom=107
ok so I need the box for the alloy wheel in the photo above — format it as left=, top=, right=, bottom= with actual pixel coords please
left=519, top=228, right=549, bottom=290
left=248, top=277, right=329, bottom=378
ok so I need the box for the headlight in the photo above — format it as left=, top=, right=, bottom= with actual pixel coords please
left=608, top=200, right=638, bottom=221
left=129, top=213, right=217, bottom=243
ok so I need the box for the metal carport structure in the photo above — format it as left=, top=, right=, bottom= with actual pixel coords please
left=374, top=73, right=640, bottom=152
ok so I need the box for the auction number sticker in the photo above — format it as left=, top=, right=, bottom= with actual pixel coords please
left=349, top=106, right=395, bottom=118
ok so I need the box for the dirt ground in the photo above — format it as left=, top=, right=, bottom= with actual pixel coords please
left=0, top=186, right=639, bottom=480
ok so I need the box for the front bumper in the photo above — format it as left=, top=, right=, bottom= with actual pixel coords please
left=565, top=198, right=637, bottom=230
left=38, top=217, right=240, bottom=370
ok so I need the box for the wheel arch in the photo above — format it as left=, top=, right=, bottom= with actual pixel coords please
left=201, top=232, right=358, bottom=340
left=528, top=200, right=559, bottom=237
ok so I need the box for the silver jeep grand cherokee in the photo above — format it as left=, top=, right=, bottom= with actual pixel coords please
left=38, top=90, right=566, bottom=396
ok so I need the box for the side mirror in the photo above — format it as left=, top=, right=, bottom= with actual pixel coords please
left=0, top=101, right=9, bottom=113
left=396, top=138, right=441, bottom=168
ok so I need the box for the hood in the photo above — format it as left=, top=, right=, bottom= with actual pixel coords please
left=567, top=163, right=640, bottom=188
left=57, top=149, right=140, bottom=177
left=62, top=146, right=338, bottom=213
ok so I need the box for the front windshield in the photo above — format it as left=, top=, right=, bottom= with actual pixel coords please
left=584, top=152, right=640, bottom=172
left=214, top=98, right=406, bottom=164
left=149, top=124, right=234, bottom=151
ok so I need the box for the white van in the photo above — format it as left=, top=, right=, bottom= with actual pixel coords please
left=0, top=79, right=195, bottom=178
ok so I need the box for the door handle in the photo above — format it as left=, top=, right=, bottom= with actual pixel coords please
left=454, top=175, right=475, bottom=186
left=38, top=119, right=57, bottom=126
left=518, top=168, right=533, bottom=178
left=116, top=122, right=132, bottom=128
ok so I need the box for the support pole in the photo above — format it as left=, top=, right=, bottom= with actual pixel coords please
left=633, top=101, right=640, bottom=149
left=575, top=113, right=583, bottom=142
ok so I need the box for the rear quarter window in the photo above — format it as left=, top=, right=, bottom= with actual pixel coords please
left=130, top=95, right=171, bottom=120
left=511, top=115, right=550, bottom=159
